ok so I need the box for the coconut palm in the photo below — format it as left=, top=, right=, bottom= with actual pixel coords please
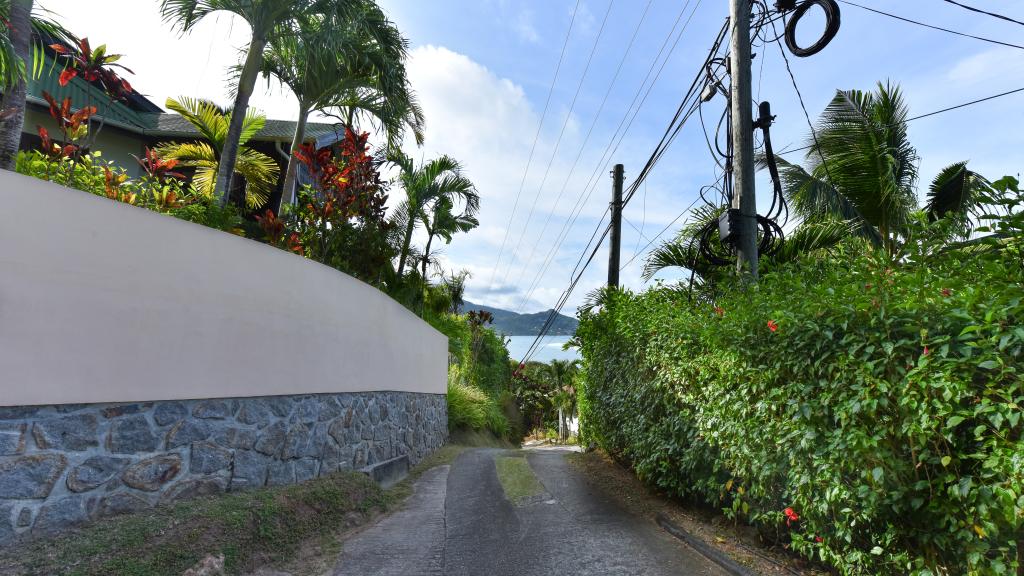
left=389, top=151, right=478, bottom=278
left=260, top=7, right=423, bottom=210
left=419, top=196, right=479, bottom=280
left=159, top=0, right=386, bottom=204
left=0, top=0, right=74, bottom=170
left=772, top=82, right=990, bottom=257
left=153, top=97, right=278, bottom=209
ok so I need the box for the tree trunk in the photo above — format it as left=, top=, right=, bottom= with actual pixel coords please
left=277, top=101, right=310, bottom=213
left=214, top=36, right=267, bottom=205
left=420, top=232, right=434, bottom=279
left=0, top=0, right=33, bottom=171
left=396, top=211, right=417, bottom=278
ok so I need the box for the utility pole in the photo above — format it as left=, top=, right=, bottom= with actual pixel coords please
left=607, top=164, right=624, bottom=287
left=729, top=0, right=759, bottom=280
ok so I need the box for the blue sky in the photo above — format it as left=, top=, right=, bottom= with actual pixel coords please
left=46, top=0, right=1024, bottom=313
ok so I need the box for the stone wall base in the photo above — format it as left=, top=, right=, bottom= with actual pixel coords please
left=0, top=391, right=447, bottom=545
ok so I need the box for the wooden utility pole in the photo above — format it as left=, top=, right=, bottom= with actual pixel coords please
left=729, top=0, right=759, bottom=279
left=607, top=164, right=624, bottom=287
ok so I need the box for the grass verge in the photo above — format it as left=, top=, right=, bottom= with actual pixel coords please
left=0, top=438, right=509, bottom=576
left=494, top=455, right=545, bottom=505
left=0, top=472, right=390, bottom=576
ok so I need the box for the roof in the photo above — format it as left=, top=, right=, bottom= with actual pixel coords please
left=25, top=54, right=343, bottom=145
left=142, top=113, right=343, bottom=143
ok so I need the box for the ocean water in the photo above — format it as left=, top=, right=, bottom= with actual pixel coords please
left=505, top=335, right=580, bottom=364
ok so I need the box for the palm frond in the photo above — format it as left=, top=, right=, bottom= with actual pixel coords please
left=768, top=219, right=858, bottom=264
left=234, top=146, right=278, bottom=208
left=926, top=161, right=991, bottom=223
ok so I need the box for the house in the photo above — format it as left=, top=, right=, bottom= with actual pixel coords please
left=15, top=51, right=343, bottom=208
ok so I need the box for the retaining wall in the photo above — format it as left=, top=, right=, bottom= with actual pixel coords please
left=0, top=173, right=449, bottom=545
left=0, top=392, right=446, bottom=543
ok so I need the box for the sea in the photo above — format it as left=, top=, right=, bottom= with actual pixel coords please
left=505, top=335, right=580, bottom=364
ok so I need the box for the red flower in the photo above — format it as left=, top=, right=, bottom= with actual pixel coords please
left=714, top=306, right=725, bottom=317
left=923, top=345, right=930, bottom=356
left=767, top=320, right=778, bottom=333
left=784, top=507, right=799, bottom=526
left=941, top=288, right=952, bottom=297
left=815, top=535, right=823, bottom=543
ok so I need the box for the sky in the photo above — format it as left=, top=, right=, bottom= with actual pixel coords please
left=39, top=0, right=1024, bottom=315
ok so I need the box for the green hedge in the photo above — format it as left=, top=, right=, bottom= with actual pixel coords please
left=577, top=245, right=1023, bottom=574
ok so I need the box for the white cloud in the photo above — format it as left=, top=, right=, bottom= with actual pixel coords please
left=403, top=44, right=616, bottom=312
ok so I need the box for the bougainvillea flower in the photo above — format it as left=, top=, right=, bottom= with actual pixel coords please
left=767, top=320, right=779, bottom=333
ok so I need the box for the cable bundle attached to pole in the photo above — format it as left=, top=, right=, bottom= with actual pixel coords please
left=776, top=0, right=841, bottom=57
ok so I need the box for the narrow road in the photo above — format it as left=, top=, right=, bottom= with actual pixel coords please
left=334, top=447, right=727, bottom=576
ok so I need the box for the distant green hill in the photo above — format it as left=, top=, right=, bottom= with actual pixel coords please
left=460, top=301, right=578, bottom=336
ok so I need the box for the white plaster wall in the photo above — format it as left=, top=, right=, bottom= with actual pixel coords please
left=0, top=172, right=447, bottom=406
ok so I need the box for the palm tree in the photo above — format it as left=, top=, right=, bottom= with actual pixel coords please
left=772, top=82, right=990, bottom=258
left=547, top=359, right=578, bottom=443
left=0, top=0, right=73, bottom=170
left=153, top=97, right=278, bottom=209
left=159, top=0, right=387, bottom=204
left=419, top=196, right=479, bottom=279
left=389, top=151, right=478, bottom=278
left=260, top=5, right=423, bottom=210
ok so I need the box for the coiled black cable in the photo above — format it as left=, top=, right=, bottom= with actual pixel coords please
left=783, top=0, right=841, bottom=57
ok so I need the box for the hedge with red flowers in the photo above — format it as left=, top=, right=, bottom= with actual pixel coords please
left=577, top=210, right=1023, bottom=574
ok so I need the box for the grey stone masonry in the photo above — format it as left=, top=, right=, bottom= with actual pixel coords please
left=0, top=392, right=447, bottom=547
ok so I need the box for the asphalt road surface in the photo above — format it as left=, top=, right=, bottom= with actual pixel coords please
left=334, top=447, right=727, bottom=576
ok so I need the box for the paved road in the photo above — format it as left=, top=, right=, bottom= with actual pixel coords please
left=334, top=447, right=727, bottom=576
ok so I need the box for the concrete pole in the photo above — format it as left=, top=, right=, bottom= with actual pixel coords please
left=729, top=0, right=759, bottom=279
left=608, top=164, right=624, bottom=287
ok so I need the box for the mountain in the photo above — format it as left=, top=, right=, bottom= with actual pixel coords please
left=460, top=301, right=578, bottom=336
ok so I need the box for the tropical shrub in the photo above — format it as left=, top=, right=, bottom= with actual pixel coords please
left=446, top=366, right=508, bottom=438
left=577, top=188, right=1024, bottom=574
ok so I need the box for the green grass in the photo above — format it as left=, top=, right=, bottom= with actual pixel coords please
left=0, top=472, right=390, bottom=576
left=494, top=455, right=545, bottom=505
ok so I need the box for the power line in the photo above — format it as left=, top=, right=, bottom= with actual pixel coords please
left=769, top=18, right=834, bottom=194
left=518, top=21, right=730, bottom=364
left=777, top=86, right=1024, bottom=156
left=486, top=0, right=581, bottom=294
left=499, top=0, right=616, bottom=288
left=940, top=0, right=1024, bottom=27
left=620, top=195, right=702, bottom=272
left=503, top=0, right=653, bottom=299
left=838, top=0, right=1024, bottom=50
left=908, top=86, right=1024, bottom=121
left=512, top=0, right=707, bottom=314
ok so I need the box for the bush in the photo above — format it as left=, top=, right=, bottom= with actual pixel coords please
left=16, top=150, right=242, bottom=233
left=578, top=226, right=1023, bottom=573
left=447, top=368, right=508, bottom=438
left=427, top=312, right=516, bottom=441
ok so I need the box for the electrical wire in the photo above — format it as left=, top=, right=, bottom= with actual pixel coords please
left=777, top=86, right=1024, bottom=156
left=486, top=0, right=582, bottom=294
left=769, top=17, right=835, bottom=196
left=502, top=0, right=653, bottom=296
left=511, top=0, right=711, bottom=315
left=940, top=0, right=1024, bottom=27
left=519, top=23, right=730, bottom=363
left=838, top=0, right=1024, bottom=50
left=499, top=0, right=616, bottom=288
